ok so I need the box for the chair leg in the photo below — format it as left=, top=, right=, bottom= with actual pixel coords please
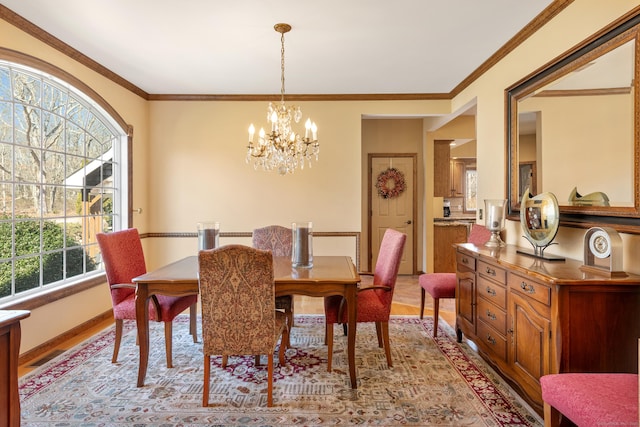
left=342, top=323, right=347, bottom=336
left=254, top=355, right=261, bottom=366
left=326, top=323, right=334, bottom=372
left=543, top=402, right=561, bottom=427
left=267, top=353, right=274, bottom=407
left=202, top=354, right=210, bottom=407
left=190, top=302, right=198, bottom=343
left=433, top=298, right=440, bottom=337
left=420, top=288, right=426, bottom=319
left=112, top=319, right=123, bottom=363
left=164, top=321, right=173, bottom=368
left=222, top=355, right=228, bottom=368
left=375, top=322, right=383, bottom=347
left=379, top=321, right=392, bottom=368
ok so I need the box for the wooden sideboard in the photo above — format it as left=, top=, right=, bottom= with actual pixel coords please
left=0, top=310, right=30, bottom=427
left=455, top=243, right=640, bottom=415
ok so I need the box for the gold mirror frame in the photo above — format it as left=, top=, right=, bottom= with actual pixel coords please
left=506, top=11, right=640, bottom=233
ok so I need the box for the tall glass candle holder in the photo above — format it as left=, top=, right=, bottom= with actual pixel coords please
left=292, top=221, right=313, bottom=268
left=197, top=221, right=219, bottom=251
left=484, top=199, right=506, bottom=247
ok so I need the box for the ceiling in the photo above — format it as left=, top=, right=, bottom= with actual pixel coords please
left=1, top=0, right=555, bottom=96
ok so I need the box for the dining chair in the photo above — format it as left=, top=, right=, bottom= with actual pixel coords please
left=324, top=228, right=406, bottom=372
left=540, top=373, right=638, bottom=426
left=96, top=228, right=198, bottom=367
left=418, top=223, right=490, bottom=336
left=198, top=244, right=288, bottom=407
left=252, top=225, right=295, bottom=333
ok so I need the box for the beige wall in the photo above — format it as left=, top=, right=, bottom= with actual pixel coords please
left=2, top=0, right=640, bottom=353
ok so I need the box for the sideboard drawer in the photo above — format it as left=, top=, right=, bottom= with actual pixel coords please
left=456, top=251, right=476, bottom=271
left=477, top=297, right=507, bottom=334
left=478, top=260, right=506, bottom=284
left=477, top=275, right=507, bottom=308
left=508, top=273, right=551, bottom=306
left=477, top=319, right=507, bottom=361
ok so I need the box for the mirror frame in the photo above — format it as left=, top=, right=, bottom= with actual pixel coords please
left=506, top=10, right=640, bottom=234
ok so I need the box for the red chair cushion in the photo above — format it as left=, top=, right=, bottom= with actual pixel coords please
left=540, top=373, right=638, bottom=426
left=419, top=273, right=456, bottom=299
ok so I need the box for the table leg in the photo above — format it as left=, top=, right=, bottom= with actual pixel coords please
left=346, top=285, right=357, bottom=389
left=135, top=285, right=150, bottom=387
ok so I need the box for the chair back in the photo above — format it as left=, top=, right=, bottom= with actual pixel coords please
left=252, top=225, right=292, bottom=256
left=96, top=228, right=146, bottom=306
left=372, top=229, right=407, bottom=307
left=198, top=245, right=277, bottom=355
left=467, top=224, right=491, bottom=245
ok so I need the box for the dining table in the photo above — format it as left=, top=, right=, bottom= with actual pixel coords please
left=132, top=255, right=361, bottom=388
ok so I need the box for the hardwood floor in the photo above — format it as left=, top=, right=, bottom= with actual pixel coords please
left=18, top=274, right=456, bottom=376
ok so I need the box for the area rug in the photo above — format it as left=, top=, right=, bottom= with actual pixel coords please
left=19, top=315, right=542, bottom=426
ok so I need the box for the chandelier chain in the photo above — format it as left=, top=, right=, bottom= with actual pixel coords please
left=280, top=31, right=286, bottom=103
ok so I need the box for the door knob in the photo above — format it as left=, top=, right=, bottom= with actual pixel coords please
left=405, top=220, right=412, bottom=224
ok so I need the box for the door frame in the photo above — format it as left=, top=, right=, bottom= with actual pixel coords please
left=367, top=153, right=418, bottom=273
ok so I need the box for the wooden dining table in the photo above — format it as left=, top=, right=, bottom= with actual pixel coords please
left=132, top=255, right=361, bottom=388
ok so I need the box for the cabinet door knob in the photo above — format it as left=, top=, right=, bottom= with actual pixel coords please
left=486, top=286, right=496, bottom=296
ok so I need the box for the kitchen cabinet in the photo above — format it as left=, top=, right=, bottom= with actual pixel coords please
left=449, top=159, right=466, bottom=197
left=434, top=223, right=468, bottom=272
left=455, top=244, right=640, bottom=415
left=434, top=141, right=451, bottom=197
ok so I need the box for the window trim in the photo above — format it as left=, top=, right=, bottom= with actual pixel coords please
left=0, top=48, right=133, bottom=311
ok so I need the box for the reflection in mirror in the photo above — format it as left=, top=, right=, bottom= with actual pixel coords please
left=517, top=39, right=634, bottom=207
left=517, top=189, right=564, bottom=261
left=507, top=13, right=640, bottom=230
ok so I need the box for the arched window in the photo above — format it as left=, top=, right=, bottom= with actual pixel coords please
left=0, top=57, right=129, bottom=302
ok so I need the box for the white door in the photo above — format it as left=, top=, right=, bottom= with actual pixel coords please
left=370, top=155, right=415, bottom=274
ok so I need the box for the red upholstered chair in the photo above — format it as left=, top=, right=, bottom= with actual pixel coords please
left=96, top=228, right=197, bottom=366
left=252, top=225, right=294, bottom=332
left=324, top=228, right=406, bottom=372
left=540, top=373, right=639, bottom=426
left=419, top=223, right=490, bottom=336
left=198, top=245, right=288, bottom=407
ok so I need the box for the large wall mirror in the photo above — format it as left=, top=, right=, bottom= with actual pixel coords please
left=506, top=10, right=640, bottom=233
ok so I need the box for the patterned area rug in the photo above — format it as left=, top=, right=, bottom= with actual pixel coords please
left=20, top=315, right=543, bottom=426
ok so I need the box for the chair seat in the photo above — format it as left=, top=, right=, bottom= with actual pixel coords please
left=324, top=291, right=386, bottom=324
left=113, top=294, right=198, bottom=321
left=419, top=273, right=456, bottom=299
left=540, top=373, right=639, bottom=426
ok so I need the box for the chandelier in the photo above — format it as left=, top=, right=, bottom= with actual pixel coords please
left=246, top=23, right=319, bottom=175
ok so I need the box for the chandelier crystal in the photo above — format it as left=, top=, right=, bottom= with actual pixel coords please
left=246, top=23, right=319, bottom=175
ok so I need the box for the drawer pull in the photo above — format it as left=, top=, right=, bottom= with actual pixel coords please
left=520, top=281, right=535, bottom=294
left=485, top=266, right=496, bottom=276
left=486, top=334, right=496, bottom=346
left=486, top=286, right=496, bottom=296
left=462, top=257, right=469, bottom=264
left=486, top=310, right=496, bottom=321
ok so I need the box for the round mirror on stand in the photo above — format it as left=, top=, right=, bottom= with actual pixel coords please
left=517, top=188, right=565, bottom=261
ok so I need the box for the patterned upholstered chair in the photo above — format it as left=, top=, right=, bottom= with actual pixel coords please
left=252, top=225, right=294, bottom=332
left=324, top=228, right=406, bottom=372
left=96, top=228, right=198, bottom=366
left=540, top=373, right=638, bottom=426
left=418, top=223, right=490, bottom=337
left=198, top=245, right=288, bottom=407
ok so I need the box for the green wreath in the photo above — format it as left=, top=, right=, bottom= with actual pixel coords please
left=376, top=167, right=406, bottom=199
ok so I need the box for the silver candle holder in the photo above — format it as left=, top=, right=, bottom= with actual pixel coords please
left=484, top=199, right=506, bottom=247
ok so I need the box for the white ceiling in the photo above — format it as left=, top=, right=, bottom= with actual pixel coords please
left=1, top=0, right=554, bottom=96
